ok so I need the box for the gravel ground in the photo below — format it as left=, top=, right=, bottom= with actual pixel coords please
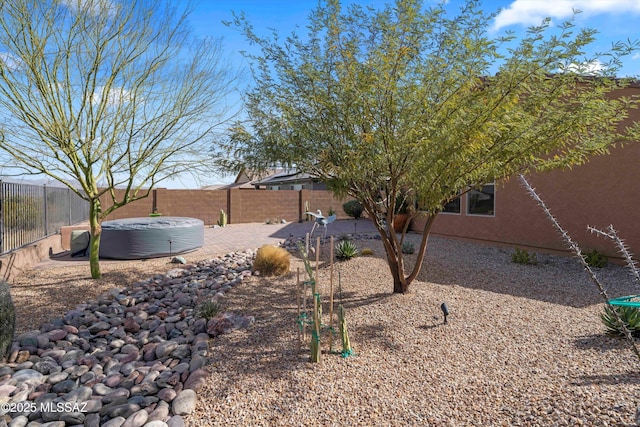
left=9, top=235, right=640, bottom=426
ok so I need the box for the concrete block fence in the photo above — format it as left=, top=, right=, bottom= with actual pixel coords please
left=99, top=189, right=353, bottom=226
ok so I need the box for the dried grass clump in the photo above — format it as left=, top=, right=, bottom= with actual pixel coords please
left=253, top=245, right=291, bottom=276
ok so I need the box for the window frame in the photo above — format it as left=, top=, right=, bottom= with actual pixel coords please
left=466, top=183, right=495, bottom=217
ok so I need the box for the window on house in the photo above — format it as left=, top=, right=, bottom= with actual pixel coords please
left=442, top=197, right=461, bottom=214
left=467, top=184, right=495, bottom=216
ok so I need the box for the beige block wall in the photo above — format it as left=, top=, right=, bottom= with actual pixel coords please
left=411, top=141, right=640, bottom=260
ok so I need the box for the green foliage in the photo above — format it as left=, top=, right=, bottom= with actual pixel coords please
left=253, top=245, right=291, bottom=276
left=511, top=248, right=538, bottom=265
left=601, top=305, right=640, bottom=337
left=582, top=249, right=608, bottom=268
left=361, top=248, right=374, bottom=256
left=0, top=281, right=16, bottom=360
left=195, top=299, right=219, bottom=321
left=219, top=0, right=640, bottom=293
left=343, top=200, right=364, bottom=219
left=335, top=240, right=359, bottom=260
left=4, top=195, right=43, bottom=230
left=401, top=242, right=415, bottom=255
left=328, top=206, right=336, bottom=217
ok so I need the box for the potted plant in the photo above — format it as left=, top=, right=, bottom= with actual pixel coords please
left=392, top=191, right=412, bottom=233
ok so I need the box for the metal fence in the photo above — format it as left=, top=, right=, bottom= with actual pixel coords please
left=0, top=181, right=90, bottom=254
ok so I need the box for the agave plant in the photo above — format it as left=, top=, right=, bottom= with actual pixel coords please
left=601, top=304, right=640, bottom=337
left=401, top=242, right=415, bottom=254
left=335, top=240, right=359, bottom=260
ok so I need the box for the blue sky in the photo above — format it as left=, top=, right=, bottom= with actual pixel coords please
left=189, top=0, right=640, bottom=77
left=178, top=0, right=640, bottom=188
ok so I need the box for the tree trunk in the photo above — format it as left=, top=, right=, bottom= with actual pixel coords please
left=88, top=198, right=102, bottom=279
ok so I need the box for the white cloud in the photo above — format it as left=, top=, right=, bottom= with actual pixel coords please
left=0, top=52, right=24, bottom=72
left=59, top=0, right=118, bottom=18
left=633, top=53, right=640, bottom=60
left=92, top=86, right=131, bottom=105
left=559, top=59, right=606, bottom=75
left=493, top=0, right=640, bottom=31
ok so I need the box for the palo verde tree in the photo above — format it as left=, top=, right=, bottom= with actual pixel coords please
left=0, top=0, right=237, bottom=278
left=217, top=0, right=640, bottom=293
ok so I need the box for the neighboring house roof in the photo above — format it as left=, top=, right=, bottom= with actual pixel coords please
left=212, top=168, right=285, bottom=190
left=252, top=170, right=320, bottom=187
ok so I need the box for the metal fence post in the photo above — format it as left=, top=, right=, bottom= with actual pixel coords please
left=43, top=184, right=48, bottom=236
left=0, top=180, right=3, bottom=254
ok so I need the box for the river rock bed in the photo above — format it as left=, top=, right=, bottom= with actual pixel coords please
left=0, top=251, right=257, bottom=427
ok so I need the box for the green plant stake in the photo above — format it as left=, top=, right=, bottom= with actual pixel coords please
left=218, top=209, right=227, bottom=227
left=338, top=272, right=353, bottom=357
left=0, top=281, right=16, bottom=360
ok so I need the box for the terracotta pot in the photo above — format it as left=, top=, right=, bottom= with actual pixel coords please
left=392, top=213, right=410, bottom=233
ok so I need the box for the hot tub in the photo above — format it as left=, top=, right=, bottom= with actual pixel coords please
left=100, top=217, right=204, bottom=260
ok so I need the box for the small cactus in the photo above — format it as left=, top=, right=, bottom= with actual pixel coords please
left=218, top=209, right=227, bottom=227
left=0, top=280, right=16, bottom=360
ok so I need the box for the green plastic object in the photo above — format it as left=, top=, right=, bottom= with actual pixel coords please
left=149, top=213, right=162, bottom=217
left=608, top=295, right=640, bottom=308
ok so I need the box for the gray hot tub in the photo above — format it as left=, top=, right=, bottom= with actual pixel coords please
left=100, top=217, right=204, bottom=260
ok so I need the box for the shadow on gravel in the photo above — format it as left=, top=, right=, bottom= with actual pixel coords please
left=573, top=334, right=637, bottom=353
left=207, top=274, right=310, bottom=383
left=414, top=237, right=638, bottom=309
left=267, top=219, right=378, bottom=240
left=572, top=371, right=640, bottom=386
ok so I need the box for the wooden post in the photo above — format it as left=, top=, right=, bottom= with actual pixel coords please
left=305, top=233, right=310, bottom=255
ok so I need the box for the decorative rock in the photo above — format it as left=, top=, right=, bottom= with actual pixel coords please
left=166, top=415, right=186, bottom=427
left=171, top=389, right=197, bottom=416
left=84, top=413, right=101, bottom=427
left=102, top=416, right=127, bottom=427
left=155, top=341, right=178, bottom=359
left=12, top=369, right=44, bottom=385
left=0, top=251, right=257, bottom=427
left=171, top=256, right=186, bottom=264
left=108, top=402, right=141, bottom=419
left=122, top=409, right=148, bottom=427
left=8, top=415, right=28, bottom=427
left=184, top=369, right=208, bottom=391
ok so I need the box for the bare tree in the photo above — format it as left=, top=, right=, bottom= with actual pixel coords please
left=0, top=0, right=238, bottom=278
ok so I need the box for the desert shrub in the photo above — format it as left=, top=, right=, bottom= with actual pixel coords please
left=511, top=247, right=537, bottom=265
left=342, top=200, right=364, bottom=219
left=601, top=305, right=640, bottom=337
left=0, top=281, right=16, bottom=360
left=195, top=299, right=219, bottom=321
left=401, top=242, right=415, bottom=254
left=336, top=239, right=359, bottom=260
left=361, top=248, right=374, bottom=256
left=253, top=245, right=291, bottom=276
left=4, top=195, right=43, bottom=230
left=583, top=249, right=607, bottom=268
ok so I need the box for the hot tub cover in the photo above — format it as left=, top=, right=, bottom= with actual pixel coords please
left=100, top=216, right=204, bottom=260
